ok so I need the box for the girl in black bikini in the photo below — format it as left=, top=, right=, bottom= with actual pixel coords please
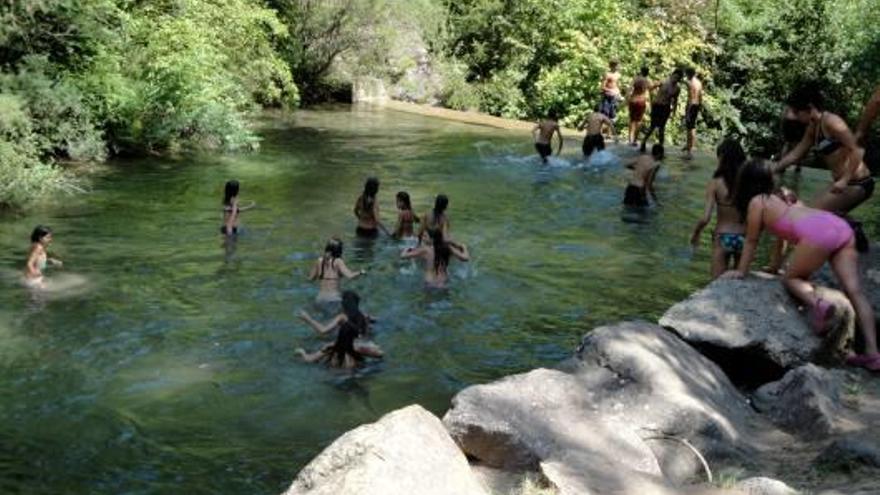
left=221, top=180, right=255, bottom=235
left=418, top=194, right=450, bottom=245
left=354, top=177, right=390, bottom=238
left=394, top=191, right=420, bottom=239
left=401, top=229, right=470, bottom=288
left=296, top=290, right=384, bottom=367
left=308, top=238, right=365, bottom=303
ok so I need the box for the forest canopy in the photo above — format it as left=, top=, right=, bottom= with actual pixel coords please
left=1, top=0, right=878, bottom=208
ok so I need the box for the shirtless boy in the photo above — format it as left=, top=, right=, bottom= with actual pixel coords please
left=683, top=67, right=703, bottom=159
left=600, top=60, right=622, bottom=121
left=532, top=111, right=563, bottom=163
left=578, top=110, right=617, bottom=157
left=640, top=69, right=682, bottom=152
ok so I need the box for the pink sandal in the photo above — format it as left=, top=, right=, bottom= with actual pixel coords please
left=810, top=298, right=835, bottom=336
left=846, top=353, right=880, bottom=371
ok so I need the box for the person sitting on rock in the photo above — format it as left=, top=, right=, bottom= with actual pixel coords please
left=723, top=159, right=879, bottom=371
left=296, top=291, right=383, bottom=368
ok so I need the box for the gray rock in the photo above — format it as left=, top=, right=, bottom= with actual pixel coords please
left=283, top=405, right=488, bottom=495
left=443, top=322, right=755, bottom=493
left=753, top=364, right=844, bottom=437
left=816, top=433, right=880, bottom=470
left=735, top=477, right=798, bottom=495
left=659, top=274, right=855, bottom=379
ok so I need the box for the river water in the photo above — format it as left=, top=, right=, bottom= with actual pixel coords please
left=0, top=106, right=874, bottom=494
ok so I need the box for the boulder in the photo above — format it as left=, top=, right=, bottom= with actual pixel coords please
left=815, top=433, right=880, bottom=470
left=659, top=274, right=854, bottom=386
left=735, top=477, right=798, bottom=495
left=752, top=364, right=844, bottom=437
left=443, top=322, right=756, bottom=493
left=283, top=405, right=488, bottom=495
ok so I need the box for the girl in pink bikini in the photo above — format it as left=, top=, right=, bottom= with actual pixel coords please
left=723, top=159, right=879, bottom=371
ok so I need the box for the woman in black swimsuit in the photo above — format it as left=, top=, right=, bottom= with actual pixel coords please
left=418, top=194, right=450, bottom=244
left=354, top=177, right=390, bottom=238
left=308, top=238, right=365, bottom=303
left=775, top=84, right=874, bottom=215
left=221, top=180, right=255, bottom=235
left=297, top=290, right=384, bottom=365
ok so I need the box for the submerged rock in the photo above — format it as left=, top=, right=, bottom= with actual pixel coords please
left=752, top=364, right=844, bottom=437
left=735, top=477, right=798, bottom=495
left=283, top=405, right=488, bottom=495
left=443, top=322, right=755, bottom=493
left=659, top=274, right=854, bottom=386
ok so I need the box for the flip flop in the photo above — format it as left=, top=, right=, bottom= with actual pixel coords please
left=810, top=298, right=835, bottom=336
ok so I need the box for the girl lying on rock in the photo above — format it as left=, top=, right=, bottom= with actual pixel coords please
left=296, top=291, right=383, bottom=368
left=723, top=159, right=879, bottom=371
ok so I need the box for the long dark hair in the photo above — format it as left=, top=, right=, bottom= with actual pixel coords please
left=223, top=180, right=240, bottom=206
left=341, top=290, right=368, bottom=337
left=396, top=191, right=412, bottom=211
left=787, top=82, right=825, bottom=112
left=324, top=320, right=364, bottom=368
left=433, top=194, right=448, bottom=219
left=31, top=225, right=52, bottom=243
left=358, top=177, right=380, bottom=213
left=430, top=229, right=451, bottom=274
left=734, top=159, right=776, bottom=221
left=714, top=138, right=747, bottom=192
left=320, top=238, right=343, bottom=278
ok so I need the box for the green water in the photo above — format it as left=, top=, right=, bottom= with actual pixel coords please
left=0, top=106, right=874, bottom=494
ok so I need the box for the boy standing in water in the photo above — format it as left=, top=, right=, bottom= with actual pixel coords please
left=682, top=67, right=703, bottom=159
left=641, top=69, right=683, bottom=152
left=624, top=144, right=663, bottom=207
left=578, top=110, right=617, bottom=157
left=532, top=111, right=563, bottom=163
left=599, top=60, right=622, bottom=121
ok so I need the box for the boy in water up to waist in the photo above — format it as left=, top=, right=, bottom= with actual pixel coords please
left=578, top=110, right=617, bottom=157
left=532, top=110, right=563, bottom=164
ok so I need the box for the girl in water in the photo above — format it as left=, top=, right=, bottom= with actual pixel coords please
left=394, top=191, right=420, bottom=239
left=308, top=238, right=365, bottom=303
left=418, top=194, right=450, bottom=244
left=295, top=290, right=383, bottom=368
left=221, top=180, right=255, bottom=235
left=690, top=139, right=748, bottom=278
left=401, top=230, right=470, bottom=288
left=723, top=159, right=879, bottom=371
left=775, top=84, right=874, bottom=215
left=24, top=226, right=62, bottom=288
left=354, top=177, right=390, bottom=238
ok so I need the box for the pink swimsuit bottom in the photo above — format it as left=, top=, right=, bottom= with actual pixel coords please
left=768, top=204, right=853, bottom=252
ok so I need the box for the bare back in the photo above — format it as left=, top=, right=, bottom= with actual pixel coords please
left=712, top=178, right=744, bottom=234
left=535, top=120, right=559, bottom=144
left=688, top=77, right=703, bottom=105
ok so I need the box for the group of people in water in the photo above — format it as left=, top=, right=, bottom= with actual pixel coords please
left=21, top=72, right=880, bottom=372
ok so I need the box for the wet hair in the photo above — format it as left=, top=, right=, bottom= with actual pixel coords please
left=685, top=67, right=696, bottom=78
left=430, top=229, right=451, bottom=275
left=651, top=144, right=665, bottom=160
left=640, top=66, right=649, bottom=77
left=787, top=82, right=825, bottom=112
left=548, top=109, right=559, bottom=120
left=223, top=180, right=240, bottom=206
left=672, top=68, right=684, bottom=79
left=31, top=225, right=52, bottom=243
left=714, top=138, right=747, bottom=192
left=733, top=159, right=776, bottom=221
left=358, top=177, right=380, bottom=213
left=433, top=194, right=448, bottom=218
left=319, top=238, right=343, bottom=278
left=609, top=59, right=619, bottom=69
left=396, top=191, right=412, bottom=211
left=324, top=319, right=364, bottom=368
left=341, top=290, right=369, bottom=337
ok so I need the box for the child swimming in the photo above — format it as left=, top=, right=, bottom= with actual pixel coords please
left=394, top=191, right=420, bottom=239
left=690, top=139, right=748, bottom=278
left=296, top=291, right=383, bottom=368
left=354, top=177, right=390, bottom=238
left=401, top=230, right=470, bottom=288
left=623, top=144, right=663, bottom=207
left=221, top=180, right=255, bottom=235
left=308, top=238, right=366, bottom=303
left=24, top=225, right=62, bottom=288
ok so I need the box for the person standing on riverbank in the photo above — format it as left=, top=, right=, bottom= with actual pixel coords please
left=640, top=69, right=683, bottom=152
left=532, top=112, right=563, bottom=163
left=682, top=68, right=703, bottom=160
left=578, top=110, right=616, bottom=157
left=627, top=67, right=651, bottom=146
left=600, top=60, right=623, bottom=122
left=354, top=177, right=390, bottom=238
left=855, top=86, right=880, bottom=145
left=24, top=226, right=62, bottom=288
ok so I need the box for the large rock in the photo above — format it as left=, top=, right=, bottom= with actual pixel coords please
left=443, top=322, right=757, bottom=494
left=659, top=274, right=854, bottom=386
left=815, top=433, right=880, bottom=470
left=283, top=405, right=488, bottom=495
left=752, top=364, right=844, bottom=437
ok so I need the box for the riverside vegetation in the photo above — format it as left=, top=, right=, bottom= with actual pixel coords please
left=2, top=0, right=879, bottom=209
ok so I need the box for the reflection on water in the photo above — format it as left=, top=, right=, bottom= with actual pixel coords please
left=0, top=105, right=872, bottom=494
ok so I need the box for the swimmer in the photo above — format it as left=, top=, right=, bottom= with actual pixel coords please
left=401, top=230, right=470, bottom=288
left=532, top=111, right=563, bottom=164
left=599, top=59, right=622, bottom=121
left=690, top=139, right=748, bottom=278
left=393, top=191, right=420, bottom=239
left=295, top=321, right=370, bottom=369
left=354, top=177, right=390, bottom=238
left=297, top=290, right=384, bottom=360
left=577, top=110, right=616, bottom=157
left=627, top=66, right=651, bottom=146
left=221, top=180, right=255, bottom=236
left=640, top=69, right=683, bottom=152
left=418, top=194, right=450, bottom=245
left=723, top=159, right=879, bottom=371
left=24, top=225, right=62, bottom=288
left=682, top=67, right=703, bottom=160
left=308, top=238, right=365, bottom=303
left=623, top=144, right=663, bottom=207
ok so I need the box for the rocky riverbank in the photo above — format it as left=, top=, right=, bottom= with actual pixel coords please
left=281, top=252, right=880, bottom=495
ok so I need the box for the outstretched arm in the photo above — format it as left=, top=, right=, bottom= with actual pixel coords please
left=646, top=165, right=661, bottom=205
left=690, top=181, right=716, bottom=247
left=400, top=246, right=427, bottom=260
left=296, top=344, right=332, bottom=363
left=555, top=126, right=563, bottom=155
left=449, top=242, right=470, bottom=261
left=775, top=123, right=814, bottom=172
left=336, top=259, right=365, bottom=279
left=298, top=311, right=344, bottom=335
